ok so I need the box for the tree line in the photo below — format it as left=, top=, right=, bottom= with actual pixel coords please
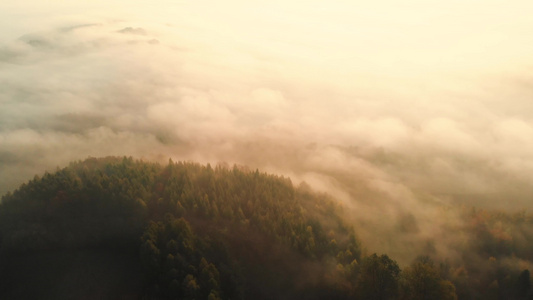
left=0, top=156, right=531, bottom=299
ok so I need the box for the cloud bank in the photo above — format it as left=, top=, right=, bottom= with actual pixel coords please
left=2, top=0, right=533, bottom=263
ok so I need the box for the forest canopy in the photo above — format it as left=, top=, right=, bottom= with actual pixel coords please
left=0, top=157, right=531, bottom=299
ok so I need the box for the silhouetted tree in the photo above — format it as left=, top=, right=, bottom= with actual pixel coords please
left=356, top=253, right=400, bottom=300
left=401, top=257, right=457, bottom=300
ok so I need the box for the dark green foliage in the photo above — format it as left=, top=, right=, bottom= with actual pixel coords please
left=0, top=157, right=151, bottom=253
left=4, top=156, right=530, bottom=300
left=0, top=156, right=360, bottom=299
left=516, top=269, right=531, bottom=299
left=401, top=256, right=457, bottom=300
left=356, top=253, right=400, bottom=300
left=139, top=216, right=223, bottom=299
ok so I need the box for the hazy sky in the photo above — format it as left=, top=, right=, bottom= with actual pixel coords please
left=2, top=0, right=533, bottom=262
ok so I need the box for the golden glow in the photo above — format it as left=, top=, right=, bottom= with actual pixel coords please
left=3, top=0, right=533, bottom=262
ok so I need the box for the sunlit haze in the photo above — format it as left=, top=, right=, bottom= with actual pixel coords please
left=2, top=0, right=533, bottom=262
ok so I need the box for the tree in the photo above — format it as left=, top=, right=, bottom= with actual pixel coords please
left=401, top=257, right=457, bottom=300
left=356, top=253, right=400, bottom=300
left=516, top=269, right=531, bottom=299
left=183, top=274, right=200, bottom=299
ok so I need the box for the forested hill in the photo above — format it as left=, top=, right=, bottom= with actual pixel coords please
left=0, top=157, right=361, bottom=299
left=1, top=157, right=532, bottom=300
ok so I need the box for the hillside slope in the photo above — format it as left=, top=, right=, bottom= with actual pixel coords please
left=3, top=157, right=532, bottom=300
left=0, top=157, right=360, bottom=299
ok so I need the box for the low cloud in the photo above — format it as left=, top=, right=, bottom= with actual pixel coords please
left=2, top=0, right=533, bottom=264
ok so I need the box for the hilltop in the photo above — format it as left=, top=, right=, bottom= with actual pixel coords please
left=0, top=157, right=360, bottom=299
left=1, top=157, right=532, bottom=299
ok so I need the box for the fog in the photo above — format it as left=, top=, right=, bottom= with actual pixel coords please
left=2, top=0, right=533, bottom=263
